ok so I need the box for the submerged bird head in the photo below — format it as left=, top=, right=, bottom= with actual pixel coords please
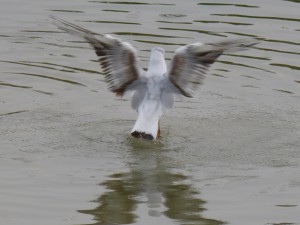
left=148, top=47, right=167, bottom=75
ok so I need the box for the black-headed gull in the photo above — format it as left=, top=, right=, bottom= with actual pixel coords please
left=51, top=16, right=258, bottom=140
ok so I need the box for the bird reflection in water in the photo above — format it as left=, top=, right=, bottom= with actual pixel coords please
left=79, top=141, right=224, bottom=225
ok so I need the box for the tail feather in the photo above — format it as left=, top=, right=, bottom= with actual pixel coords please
left=131, top=115, right=160, bottom=140
left=131, top=97, right=164, bottom=140
left=131, top=131, right=155, bottom=140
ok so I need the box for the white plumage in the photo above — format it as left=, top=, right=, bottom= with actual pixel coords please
left=51, top=16, right=258, bottom=140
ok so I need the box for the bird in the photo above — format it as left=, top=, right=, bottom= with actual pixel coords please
left=51, top=16, right=258, bottom=140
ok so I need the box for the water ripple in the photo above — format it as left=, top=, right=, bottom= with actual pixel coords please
left=198, top=3, right=259, bottom=8
left=6, top=72, right=86, bottom=86
left=212, top=13, right=300, bottom=22
left=158, top=27, right=227, bottom=37
left=0, top=81, right=32, bottom=89
left=160, top=14, right=187, bottom=18
left=157, top=20, right=193, bottom=25
left=113, top=32, right=187, bottom=38
left=88, top=1, right=175, bottom=6
left=194, top=20, right=253, bottom=26
left=270, top=63, right=300, bottom=71
left=217, top=60, right=275, bottom=74
left=102, top=9, right=130, bottom=13
left=0, top=60, right=102, bottom=75
left=48, top=9, right=84, bottom=13
left=82, top=20, right=141, bottom=25
left=255, top=47, right=300, bottom=56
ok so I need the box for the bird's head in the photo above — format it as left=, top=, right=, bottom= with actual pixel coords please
left=148, top=47, right=167, bottom=75
left=151, top=47, right=165, bottom=55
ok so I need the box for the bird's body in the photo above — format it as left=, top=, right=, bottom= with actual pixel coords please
left=51, top=16, right=258, bottom=140
left=131, top=47, right=170, bottom=139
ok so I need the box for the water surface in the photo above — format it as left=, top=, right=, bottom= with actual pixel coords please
left=0, top=0, right=300, bottom=225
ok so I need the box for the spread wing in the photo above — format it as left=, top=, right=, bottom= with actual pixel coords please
left=167, top=38, right=259, bottom=97
left=51, top=16, right=145, bottom=96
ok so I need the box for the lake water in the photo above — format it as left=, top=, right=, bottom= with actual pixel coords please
left=0, top=0, right=300, bottom=225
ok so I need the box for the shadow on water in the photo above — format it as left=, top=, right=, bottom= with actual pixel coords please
left=78, top=139, right=225, bottom=225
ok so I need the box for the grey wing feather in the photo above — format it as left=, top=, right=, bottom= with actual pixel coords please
left=50, top=16, right=144, bottom=96
left=131, top=84, right=147, bottom=110
left=167, top=38, right=259, bottom=97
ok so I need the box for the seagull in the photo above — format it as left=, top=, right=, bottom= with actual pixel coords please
left=51, top=16, right=258, bottom=140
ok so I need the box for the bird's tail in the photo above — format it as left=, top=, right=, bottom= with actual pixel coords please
left=131, top=114, right=160, bottom=140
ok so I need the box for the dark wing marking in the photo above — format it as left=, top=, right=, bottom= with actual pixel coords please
left=167, top=38, right=259, bottom=97
left=51, top=16, right=144, bottom=96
